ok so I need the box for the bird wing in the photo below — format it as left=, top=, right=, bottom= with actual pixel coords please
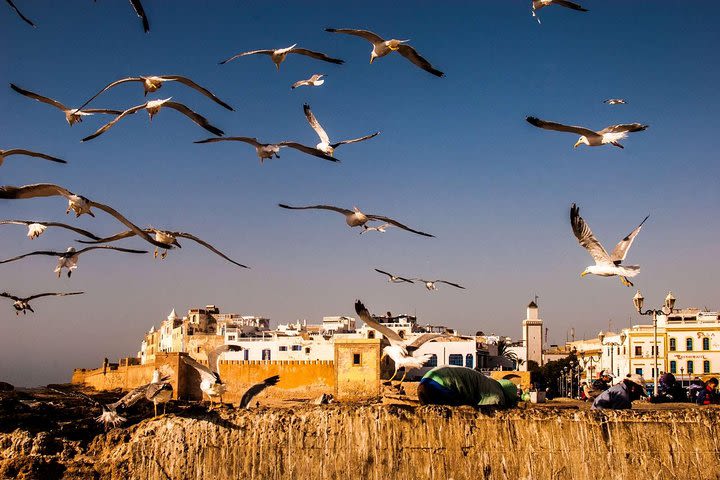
left=128, top=0, right=150, bottom=32
left=75, top=245, right=148, bottom=256
left=219, top=49, right=274, bottom=64
left=81, top=103, right=146, bottom=142
left=324, top=28, right=384, bottom=45
left=396, top=45, right=444, bottom=77
left=163, top=101, right=224, bottom=136
left=161, top=75, right=234, bottom=111
left=552, top=0, right=589, bottom=12
left=47, top=387, right=106, bottom=411
left=83, top=108, right=125, bottom=115
left=354, top=300, right=404, bottom=344
left=526, top=117, right=597, bottom=137
left=0, top=220, right=100, bottom=240
left=289, top=48, right=344, bottom=64
left=277, top=142, right=339, bottom=162
left=332, top=131, right=380, bottom=148
left=10, top=84, right=67, bottom=110
left=0, top=250, right=64, bottom=265
left=609, top=215, right=649, bottom=264
left=86, top=199, right=173, bottom=249
left=291, top=79, right=309, bottom=89
left=0, top=292, right=21, bottom=301
left=6, top=0, right=35, bottom=27
left=194, top=136, right=261, bottom=147
left=239, top=375, right=280, bottom=408
left=75, top=77, right=144, bottom=111
left=144, top=382, right=169, bottom=400
left=406, top=333, right=446, bottom=349
left=108, top=382, right=153, bottom=410
left=302, top=104, right=330, bottom=144
left=207, top=344, right=243, bottom=377
left=173, top=232, right=249, bottom=268
left=374, top=268, right=413, bottom=283
left=2, top=149, right=66, bottom=164
left=0, top=183, right=72, bottom=200
left=570, top=203, right=612, bottom=265
left=278, top=204, right=352, bottom=215
left=598, top=123, right=648, bottom=134
left=434, top=280, right=466, bottom=289
left=181, top=355, right=217, bottom=384
left=366, top=214, right=435, bottom=237
left=24, top=291, right=84, bottom=302
left=76, top=229, right=139, bottom=244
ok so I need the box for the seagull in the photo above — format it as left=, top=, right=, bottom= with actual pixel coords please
left=128, top=0, right=149, bottom=32
left=526, top=116, right=648, bottom=149
left=194, top=137, right=338, bottom=163
left=603, top=99, right=627, bottom=105
left=5, top=0, right=35, bottom=27
left=9, top=84, right=123, bottom=127
left=145, top=369, right=173, bottom=416
left=571, top=203, right=648, bottom=287
left=77, top=227, right=249, bottom=268
left=0, top=245, right=147, bottom=277
left=355, top=300, right=445, bottom=385
left=360, top=223, right=390, bottom=234
left=325, top=28, right=444, bottom=77
left=0, top=147, right=66, bottom=167
left=1, top=291, right=83, bottom=315
left=374, top=268, right=414, bottom=284
left=239, top=375, right=280, bottom=409
left=291, top=74, right=326, bottom=90
left=0, top=219, right=101, bottom=240
left=532, top=0, right=588, bottom=23
left=413, top=279, right=465, bottom=291
left=81, top=98, right=223, bottom=142
left=0, top=183, right=173, bottom=249
left=75, top=75, right=233, bottom=112
left=182, top=345, right=243, bottom=409
left=303, top=104, right=379, bottom=156
left=278, top=204, right=434, bottom=237
left=219, top=44, right=344, bottom=70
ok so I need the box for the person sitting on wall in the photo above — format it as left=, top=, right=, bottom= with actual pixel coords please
left=688, top=377, right=705, bottom=403
left=591, top=374, right=646, bottom=410
left=584, top=371, right=612, bottom=402
left=696, top=377, right=720, bottom=405
left=417, top=365, right=518, bottom=408
left=649, top=373, right=686, bottom=403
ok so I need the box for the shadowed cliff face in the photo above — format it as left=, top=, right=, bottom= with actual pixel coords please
left=2, top=390, right=720, bottom=480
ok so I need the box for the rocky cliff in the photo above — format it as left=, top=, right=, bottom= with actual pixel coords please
left=1, top=389, right=718, bottom=480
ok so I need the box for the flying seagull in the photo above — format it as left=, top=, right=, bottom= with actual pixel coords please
left=0, top=219, right=101, bottom=240
left=5, top=0, right=35, bottom=27
left=278, top=204, right=434, bottom=237
left=291, top=74, right=326, bottom=90
left=1, top=291, right=83, bottom=315
left=77, top=227, right=249, bottom=268
left=0, top=245, right=147, bottom=277
left=128, top=0, right=149, bottom=32
left=532, top=0, right=588, bottom=23
left=82, top=98, right=223, bottom=141
left=303, top=103, right=379, bottom=156
left=325, top=28, right=444, bottom=77
left=355, top=300, right=445, bottom=385
left=182, top=345, right=243, bottom=409
left=0, top=183, right=173, bottom=249
left=360, top=223, right=390, bottom=234
left=526, top=116, right=648, bottom=149
left=0, top=148, right=66, bottom=167
left=374, top=268, right=414, bottom=284
left=239, top=375, right=280, bottom=409
left=413, top=279, right=465, bottom=291
left=10, top=84, right=123, bottom=127
left=571, top=203, right=648, bottom=287
left=194, top=136, right=338, bottom=163
left=219, top=44, right=344, bottom=70
left=75, top=75, right=233, bottom=112
left=603, top=99, right=627, bottom=105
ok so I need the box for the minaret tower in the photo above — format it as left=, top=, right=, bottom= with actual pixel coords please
left=523, top=300, right=544, bottom=369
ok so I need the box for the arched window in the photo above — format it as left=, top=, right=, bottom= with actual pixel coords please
left=686, top=338, right=693, bottom=351
left=687, top=360, right=694, bottom=374
left=398, top=330, right=405, bottom=339
left=703, top=337, right=710, bottom=351
left=669, top=338, right=676, bottom=351
left=465, top=354, right=474, bottom=368
left=426, top=354, right=438, bottom=368
left=448, top=354, right=463, bottom=366
left=704, top=360, right=711, bottom=373
left=670, top=361, right=676, bottom=374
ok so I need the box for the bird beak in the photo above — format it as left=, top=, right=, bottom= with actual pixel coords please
left=573, top=140, right=582, bottom=148
left=369, top=56, right=374, bottom=64
left=275, top=63, right=280, bottom=71
left=580, top=271, right=588, bottom=277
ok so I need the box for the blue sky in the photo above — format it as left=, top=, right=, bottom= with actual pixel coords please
left=1, top=1, right=718, bottom=386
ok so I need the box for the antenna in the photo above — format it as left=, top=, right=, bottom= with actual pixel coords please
left=534, top=293, right=540, bottom=305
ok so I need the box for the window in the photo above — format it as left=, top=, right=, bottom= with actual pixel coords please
left=262, top=349, right=271, bottom=361
left=669, top=338, right=676, bottom=351
left=398, top=330, right=405, bottom=339
left=687, top=360, right=694, bottom=374
left=465, top=354, right=474, bottom=368
left=244, top=350, right=249, bottom=361
left=353, top=353, right=361, bottom=365
left=704, top=360, right=711, bottom=374
left=426, top=354, right=438, bottom=368
left=448, top=354, right=463, bottom=366
left=703, top=338, right=710, bottom=351
left=227, top=335, right=236, bottom=341
left=686, top=338, right=693, bottom=351
left=279, top=346, right=288, bottom=352
left=635, top=368, right=643, bottom=375
left=670, top=361, right=676, bottom=374
left=305, top=347, right=311, bottom=354
left=291, top=345, right=302, bottom=351
left=634, top=346, right=642, bottom=356
left=367, top=331, right=375, bottom=339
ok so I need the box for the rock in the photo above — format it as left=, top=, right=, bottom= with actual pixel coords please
left=0, top=382, right=14, bottom=392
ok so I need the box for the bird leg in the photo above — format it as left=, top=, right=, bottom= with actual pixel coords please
left=154, top=402, right=158, bottom=417
left=163, top=403, right=167, bottom=415
left=620, top=276, right=633, bottom=287
left=611, top=141, right=624, bottom=149
left=67, top=270, right=72, bottom=278
left=386, top=368, right=399, bottom=383
left=397, top=369, right=409, bottom=385
left=161, top=249, right=168, bottom=259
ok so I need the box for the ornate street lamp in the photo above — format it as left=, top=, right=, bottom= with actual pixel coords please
left=599, top=330, right=626, bottom=381
left=633, top=290, right=676, bottom=397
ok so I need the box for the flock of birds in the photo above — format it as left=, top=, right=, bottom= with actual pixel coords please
left=2, top=0, right=659, bottom=419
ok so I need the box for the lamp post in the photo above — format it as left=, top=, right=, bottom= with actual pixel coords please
left=680, top=367, right=685, bottom=389
left=579, top=351, right=601, bottom=382
left=562, top=366, right=568, bottom=397
left=633, top=290, right=676, bottom=397
left=598, top=331, right=627, bottom=382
